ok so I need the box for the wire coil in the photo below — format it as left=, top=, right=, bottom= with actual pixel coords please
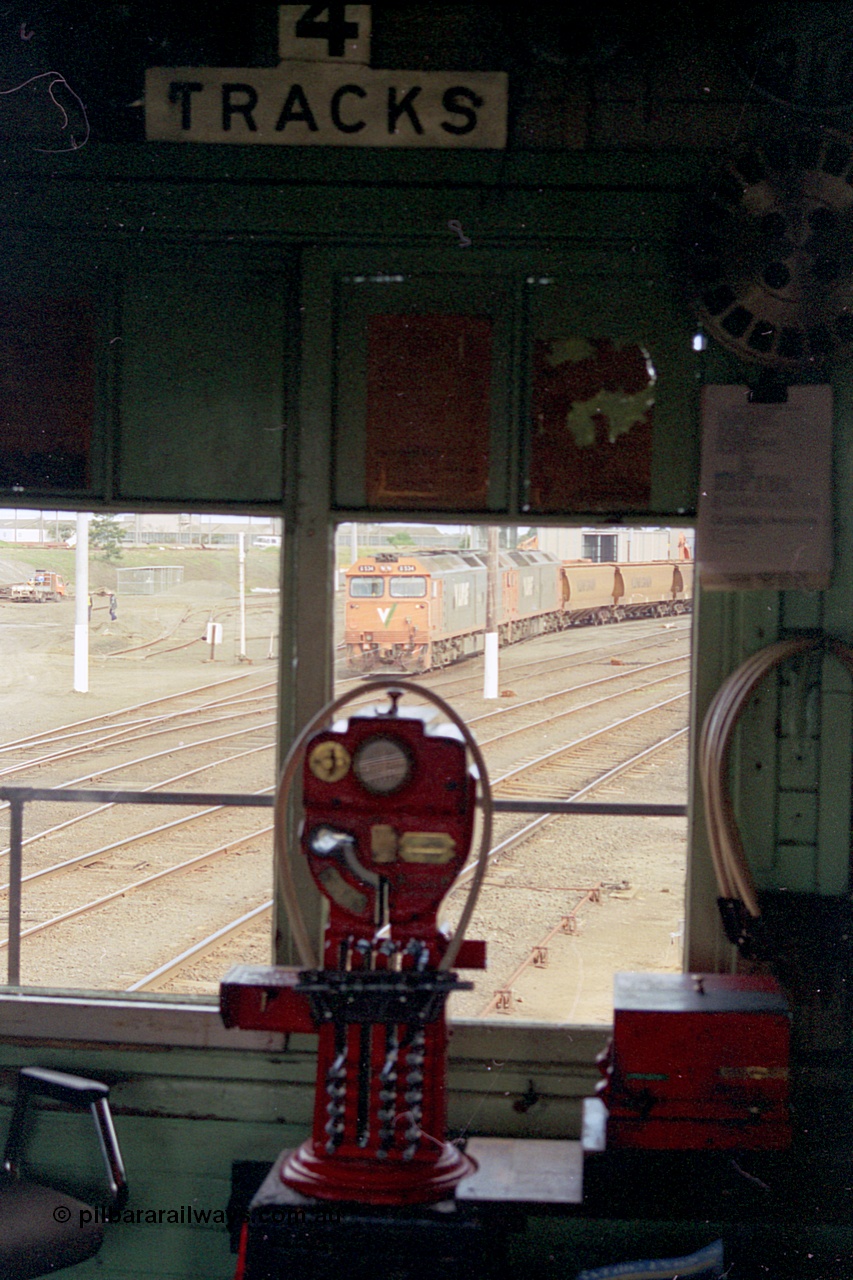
left=700, top=635, right=853, bottom=929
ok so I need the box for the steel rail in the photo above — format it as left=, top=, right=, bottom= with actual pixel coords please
left=0, top=783, right=274, bottom=897
left=0, top=736, right=687, bottom=984
left=466, top=653, right=689, bottom=727
left=94, top=610, right=193, bottom=656
left=0, top=690, right=272, bottom=759
left=337, top=618, right=689, bottom=690
left=125, top=899, right=273, bottom=993
left=0, top=719, right=276, bottom=802
left=490, top=692, right=688, bottom=791
left=0, top=668, right=276, bottom=755
left=334, top=653, right=689, bottom=735
left=0, top=702, right=276, bottom=781
left=476, top=668, right=688, bottom=749
left=387, top=617, right=691, bottom=695
left=0, top=822, right=275, bottom=966
left=0, top=741, right=273, bottom=863
left=478, top=886, right=602, bottom=1017
left=449, top=725, right=689, bottom=894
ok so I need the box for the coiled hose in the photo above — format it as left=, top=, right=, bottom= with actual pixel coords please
left=699, top=634, right=853, bottom=926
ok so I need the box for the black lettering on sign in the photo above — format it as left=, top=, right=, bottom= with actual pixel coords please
left=387, top=86, right=423, bottom=135
left=440, top=86, right=483, bottom=135
left=169, top=81, right=204, bottom=131
left=222, top=83, right=258, bottom=132
left=295, top=3, right=359, bottom=58
left=330, top=83, right=366, bottom=133
left=275, top=84, right=319, bottom=132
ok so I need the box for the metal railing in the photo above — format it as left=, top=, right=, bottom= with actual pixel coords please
left=0, top=786, right=686, bottom=987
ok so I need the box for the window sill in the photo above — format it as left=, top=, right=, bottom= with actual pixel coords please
left=0, top=989, right=611, bottom=1065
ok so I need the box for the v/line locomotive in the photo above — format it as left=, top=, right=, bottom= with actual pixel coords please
left=344, top=549, right=693, bottom=674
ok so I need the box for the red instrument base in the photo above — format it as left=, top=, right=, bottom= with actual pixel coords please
left=280, top=1139, right=477, bottom=1205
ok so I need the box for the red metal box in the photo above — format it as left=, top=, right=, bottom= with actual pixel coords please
left=597, top=972, right=791, bottom=1150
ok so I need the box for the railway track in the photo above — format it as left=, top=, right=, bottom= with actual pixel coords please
left=445, top=716, right=689, bottom=1022
left=134, top=639, right=689, bottom=997
left=334, top=615, right=690, bottom=694
left=1, top=621, right=689, bottom=999
left=0, top=670, right=281, bottom=988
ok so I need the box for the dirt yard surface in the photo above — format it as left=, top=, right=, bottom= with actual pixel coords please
left=443, top=740, right=687, bottom=1024
left=0, top=545, right=280, bottom=738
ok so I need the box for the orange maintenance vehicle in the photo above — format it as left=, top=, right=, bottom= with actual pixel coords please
left=0, top=570, right=68, bottom=602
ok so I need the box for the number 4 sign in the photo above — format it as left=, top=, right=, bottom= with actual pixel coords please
left=279, top=3, right=371, bottom=64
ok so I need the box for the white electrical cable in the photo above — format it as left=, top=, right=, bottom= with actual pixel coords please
left=699, top=635, right=853, bottom=920
left=274, top=679, right=492, bottom=970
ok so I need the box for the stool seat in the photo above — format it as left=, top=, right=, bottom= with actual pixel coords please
left=1, top=1067, right=127, bottom=1279
left=0, top=1179, right=104, bottom=1280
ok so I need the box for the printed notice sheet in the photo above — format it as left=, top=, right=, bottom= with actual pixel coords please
left=697, top=385, right=832, bottom=590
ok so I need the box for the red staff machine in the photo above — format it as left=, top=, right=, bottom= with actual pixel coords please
left=221, top=681, right=491, bottom=1209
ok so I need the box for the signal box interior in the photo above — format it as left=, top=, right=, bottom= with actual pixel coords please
left=2, top=3, right=853, bottom=1278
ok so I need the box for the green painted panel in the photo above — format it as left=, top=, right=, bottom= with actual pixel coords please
left=778, top=734, right=820, bottom=791
left=0, top=240, right=116, bottom=503
left=525, top=271, right=697, bottom=518
left=775, top=844, right=819, bottom=894
left=0, top=153, right=698, bottom=247
left=328, top=250, right=698, bottom=521
left=817, top=678, right=853, bottom=896
left=823, top=379, right=853, bottom=642
left=777, top=791, right=818, bottom=846
left=781, top=591, right=823, bottom=631
left=118, top=249, right=289, bottom=505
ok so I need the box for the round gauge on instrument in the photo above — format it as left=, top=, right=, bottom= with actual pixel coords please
left=352, top=735, right=413, bottom=795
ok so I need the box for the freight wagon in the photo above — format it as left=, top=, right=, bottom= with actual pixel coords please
left=344, top=551, right=692, bottom=673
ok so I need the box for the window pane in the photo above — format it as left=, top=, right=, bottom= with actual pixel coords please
left=0, top=510, right=281, bottom=993
left=365, top=315, right=492, bottom=509
left=350, top=577, right=384, bottom=597
left=389, top=576, right=427, bottom=598
left=528, top=338, right=655, bottom=513
left=0, top=297, right=95, bottom=492
left=335, top=522, right=693, bottom=1025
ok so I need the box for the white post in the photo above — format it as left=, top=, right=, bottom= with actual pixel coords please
left=238, top=532, right=247, bottom=660
left=483, top=526, right=499, bottom=699
left=73, top=512, right=90, bottom=693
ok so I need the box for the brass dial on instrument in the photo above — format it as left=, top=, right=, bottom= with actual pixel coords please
left=353, top=735, right=413, bottom=795
left=308, top=739, right=351, bottom=783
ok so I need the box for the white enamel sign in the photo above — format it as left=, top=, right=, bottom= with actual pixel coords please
left=146, top=5, right=507, bottom=148
left=145, top=65, right=507, bottom=148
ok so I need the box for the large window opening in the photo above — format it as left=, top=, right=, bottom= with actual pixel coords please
left=0, top=510, right=281, bottom=994
left=334, top=522, right=693, bottom=1024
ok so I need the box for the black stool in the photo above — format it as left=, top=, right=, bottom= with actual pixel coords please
left=0, top=1067, right=127, bottom=1280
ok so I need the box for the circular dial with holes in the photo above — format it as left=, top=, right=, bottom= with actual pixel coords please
left=687, top=131, right=853, bottom=369
left=352, top=735, right=413, bottom=795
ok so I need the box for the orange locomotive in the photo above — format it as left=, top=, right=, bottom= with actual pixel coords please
left=344, top=550, right=692, bottom=674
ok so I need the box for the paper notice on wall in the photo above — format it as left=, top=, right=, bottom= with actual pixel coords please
left=697, top=385, right=832, bottom=590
